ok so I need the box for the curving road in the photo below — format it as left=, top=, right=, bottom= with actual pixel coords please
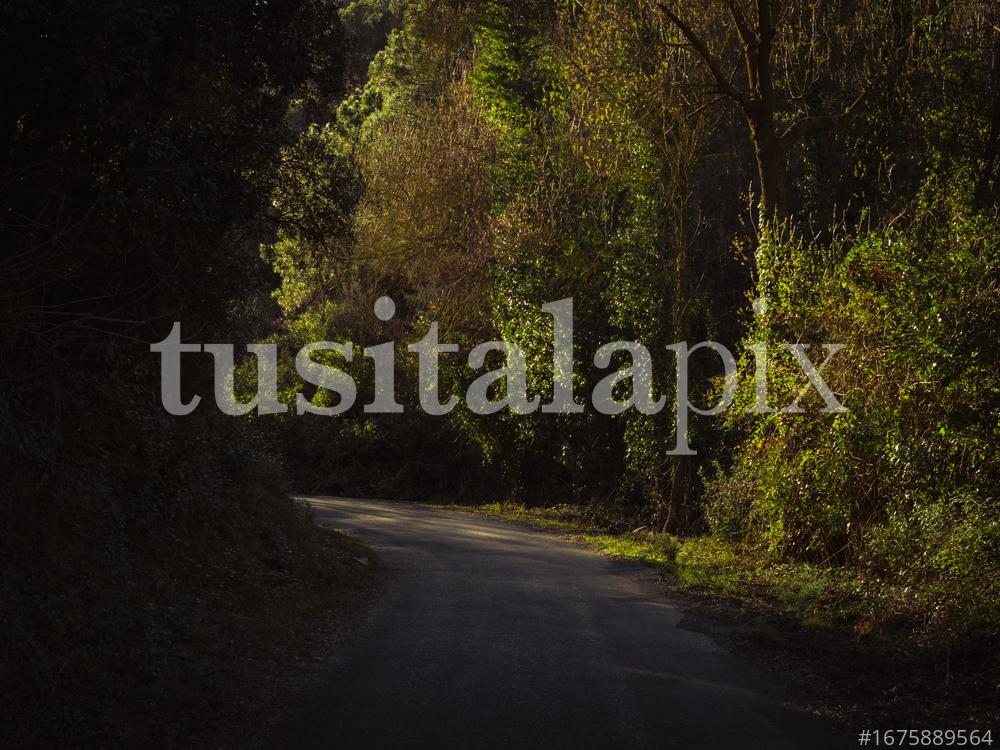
left=270, top=498, right=844, bottom=750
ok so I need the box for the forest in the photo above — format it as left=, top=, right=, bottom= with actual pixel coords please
left=263, top=0, right=998, bottom=625
left=1, top=0, right=997, bottom=746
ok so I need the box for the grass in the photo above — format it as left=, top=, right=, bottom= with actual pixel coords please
left=437, top=501, right=864, bottom=627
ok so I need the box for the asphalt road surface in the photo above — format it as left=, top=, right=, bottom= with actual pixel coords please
left=270, top=498, right=844, bottom=750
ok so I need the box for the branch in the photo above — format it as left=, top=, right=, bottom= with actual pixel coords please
left=754, top=0, right=777, bottom=104
left=656, top=3, right=747, bottom=108
left=772, top=0, right=791, bottom=28
left=724, top=0, right=757, bottom=48
left=780, top=89, right=869, bottom=145
left=756, top=0, right=774, bottom=45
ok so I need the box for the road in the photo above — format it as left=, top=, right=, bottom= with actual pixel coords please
left=269, top=498, right=844, bottom=750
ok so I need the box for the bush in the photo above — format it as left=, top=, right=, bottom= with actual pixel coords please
left=708, top=173, right=999, bottom=628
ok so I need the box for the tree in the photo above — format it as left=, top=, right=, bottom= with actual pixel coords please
left=656, top=0, right=872, bottom=220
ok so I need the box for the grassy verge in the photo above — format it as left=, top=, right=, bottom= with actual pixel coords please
left=439, top=501, right=998, bottom=725
left=440, top=502, right=854, bottom=622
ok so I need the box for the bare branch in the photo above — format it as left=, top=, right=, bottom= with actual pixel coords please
left=780, top=89, right=869, bottom=145
left=724, top=0, right=757, bottom=48
left=656, top=2, right=747, bottom=107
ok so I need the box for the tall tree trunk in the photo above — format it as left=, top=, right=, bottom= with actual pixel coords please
left=974, top=26, right=1000, bottom=211
left=748, top=113, right=786, bottom=221
left=665, top=456, right=689, bottom=534
left=665, top=145, right=693, bottom=534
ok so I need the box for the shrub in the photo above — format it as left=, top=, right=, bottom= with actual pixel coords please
left=708, top=173, right=999, bottom=627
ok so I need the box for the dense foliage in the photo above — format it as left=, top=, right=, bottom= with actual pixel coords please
left=264, top=0, right=998, bottom=631
left=0, top=1, right=356, bottom=745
